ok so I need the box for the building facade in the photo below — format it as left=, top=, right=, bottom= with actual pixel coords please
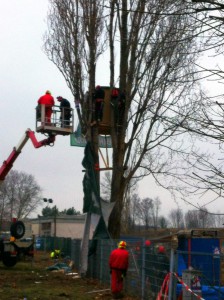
left=31, top=214, right=93, bottom=239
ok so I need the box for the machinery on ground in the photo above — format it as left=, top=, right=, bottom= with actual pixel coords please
left=0, top=220, right=33, bottom=267
left=0, top=104, right=74, bottom=267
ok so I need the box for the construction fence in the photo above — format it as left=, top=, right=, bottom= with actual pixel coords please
left=37, top=236, right=224, bottom=300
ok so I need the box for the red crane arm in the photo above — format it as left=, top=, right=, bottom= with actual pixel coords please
left=27, top=130, right=55, bottom=148
left=0, top=129, right=55, bottom=181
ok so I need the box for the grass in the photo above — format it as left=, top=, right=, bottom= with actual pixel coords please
left=0, top=251, right=138, bottom=300
left=0, top=251, right=110, bottom=300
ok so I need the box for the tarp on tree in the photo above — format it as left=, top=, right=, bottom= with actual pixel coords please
left=82, top=142, right=101, bottom=214
left=81, top=141, right=111, bottom=256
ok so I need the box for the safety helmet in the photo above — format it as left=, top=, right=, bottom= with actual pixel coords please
left=158, top=245, right=165, bottom=254
left=118, top=241, right=127, bottom=249
left=145, top=240, right=151, bottom=247
left=46, top=90, right=51, bottom=94
left=57, top=96, right=63, bottom=101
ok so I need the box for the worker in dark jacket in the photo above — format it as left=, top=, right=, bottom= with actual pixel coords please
left=93, top=85, right=105, bottom=122
left=109, top=241, right=129, bottom=299
left=38, top=90, right=55, bottom=125
left=57, top=96, right=71, bottom=127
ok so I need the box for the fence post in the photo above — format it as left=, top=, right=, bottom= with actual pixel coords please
left=80, top=212, right=91, bottom=276
left=168, top=248, right=174, bottom=300
left=141, top=239, right=145, bottom=300
left=44, top=236, right=47, bottom=252
left=100, top=240, right=103, bottom=283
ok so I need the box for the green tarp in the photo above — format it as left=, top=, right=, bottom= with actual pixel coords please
left=81, top=142, right=111, bottom=255
left=82, top=142, right=101, bottom=215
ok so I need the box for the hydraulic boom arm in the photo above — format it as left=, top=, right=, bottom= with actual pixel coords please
left=0, top=128, right=55, bottom=181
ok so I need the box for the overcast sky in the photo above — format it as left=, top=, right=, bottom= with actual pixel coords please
left=0, top=1, right=223, bottom=220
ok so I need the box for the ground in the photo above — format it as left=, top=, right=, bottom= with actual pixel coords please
left=0, top=251, right=140, bottom=300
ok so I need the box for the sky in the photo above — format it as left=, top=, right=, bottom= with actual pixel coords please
left=0, top=1, right=85, bottom=216
left=0, top=1, right=223, bottom=220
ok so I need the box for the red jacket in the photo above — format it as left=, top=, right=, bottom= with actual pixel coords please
left=38, top=94, right=55, bottom=106
left=109, top=248, right=129, bottom=271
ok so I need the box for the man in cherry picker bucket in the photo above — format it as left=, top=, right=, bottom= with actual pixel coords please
left=56, top=96, right=71, bottom=128
left=37, top=90, right=55, bottom=125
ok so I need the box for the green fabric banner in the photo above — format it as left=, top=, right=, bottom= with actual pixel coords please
left=70, top=132, right=112, bottom=148
left=82, top=142, right=101, bottom=215
left=81, top=142, right=111, bottom=255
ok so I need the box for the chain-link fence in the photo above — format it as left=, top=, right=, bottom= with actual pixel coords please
left=37, top=236, right=224, bottom=300
left=35, top=236, right=72, bottom=258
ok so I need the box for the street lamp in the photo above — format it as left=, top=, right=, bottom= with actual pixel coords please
left=43, top=198, right=53, bottom=204
left=43, top=198, right=57, bottom=239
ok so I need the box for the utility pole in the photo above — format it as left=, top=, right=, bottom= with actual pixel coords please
left=43, top=198, right=54, bottom=236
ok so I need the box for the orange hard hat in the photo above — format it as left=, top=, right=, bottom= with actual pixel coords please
left=158, top=245, right=165, bottom=253
left=118, top=241, right=127, bottom=249
left=145, top=240, right=151, bottom=247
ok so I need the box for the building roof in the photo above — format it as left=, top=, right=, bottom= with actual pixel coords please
left=30, top=214, right=86, bottom=224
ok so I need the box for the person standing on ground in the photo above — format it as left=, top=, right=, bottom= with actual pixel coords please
left=56, top=96, right=71, bottom=127
left=109, top=241, right=129, bottom=299
left=38, top=90, right=55, bottom=125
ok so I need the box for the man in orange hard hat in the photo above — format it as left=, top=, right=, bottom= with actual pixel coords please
left=37, top=90, right=55, bottom=125
left=158, top=245, right=165, bottom=254
left=109, top=241, right=129, bottom=299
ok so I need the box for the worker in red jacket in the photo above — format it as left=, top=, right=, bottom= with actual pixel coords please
left=109, top=241, right=129, bottom=299
left=38, top=90, right=55, bottom=125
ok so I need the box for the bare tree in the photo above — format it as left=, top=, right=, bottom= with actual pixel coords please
left=185, top=208, right=215, bottom=228
left=45, top=0, right=212, bottom=237
left=185, top=210, right=201, bottom=228
left=100, top=171, right=112, bottom=202
left=151, top=197, right=161, bottom=229
left=137, top=197, right=154, bottom=229
left=0, top=170, right=42, bottom=221
left=213, top=213, right=224, bottom=228
left=121, top=177, right=139, bottom=232
left=128, top=193, right=141, bottom=230
left=101, top=171, right=139, bottom=232
left=186, top=1, right=224, bottom=212
left=158, top=216, right=169, bottom=228
left=169, top=208, right=185, bottom=228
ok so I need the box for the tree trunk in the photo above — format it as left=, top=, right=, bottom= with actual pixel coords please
left=108, top=173, right=126, bottom=238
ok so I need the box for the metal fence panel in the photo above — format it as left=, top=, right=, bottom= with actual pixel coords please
left=71, top=239, right=81, bottom=270
left=37, top=236, right=72, bottom=257
left=38, top=236, right=224, bottom=299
